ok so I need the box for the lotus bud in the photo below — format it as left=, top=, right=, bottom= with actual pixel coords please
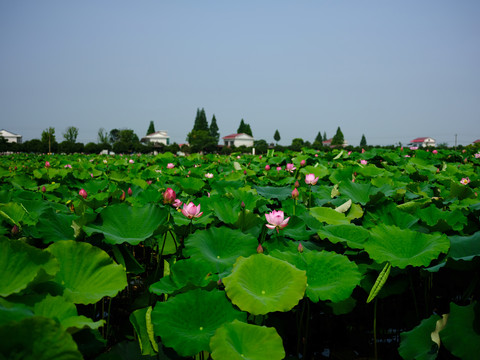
left=172, top=199, right=182, bottom=209
left=128, top=187, right=133, bottom=196
left=69, top=203, right=75, bottom=212
left=294, top=180, right=300, bottom=188
left=257, top=244, right=264, bottom=254
left=292, top=188, right=299, bottom=200
left=147, top=180, right=152, bottom=185
left=432, top=149, right=438, bottom=154
left=167, top=163, right=175, bottom=169
left=298, top=243, right=304, bottom=253
left=11, top=225, right=19, bottom=235
left=217, top=278, right=223, bottom=286
left=265, top=165, right=270, bottom=171
left=45, top=161, right=50, bottom=168
left=163, top=188, right=176, bottom=204
left=120, top=190, right=126, bottom=201
left=241, top=201, right=245, bottom=208
left=300, top=159, right=306, bottom=167
left=41, top=186, right=46, bottom=193
left=244, top=170, right=247, bottom=175
left=79, top=189, right=87, bottom=199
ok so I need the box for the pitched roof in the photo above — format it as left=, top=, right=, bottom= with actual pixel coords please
left=410, top=137, right=431, bottom=142
left=222, top=133, right=252, bottom=139
left=474, top=139, right=480, bottom=143
left=145, top=131, right=168, bottom=137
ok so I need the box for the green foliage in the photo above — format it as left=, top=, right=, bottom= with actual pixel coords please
left=193, top=108, right=209, bottom=131
left=209, top=114, right=220, bottom=143
left=146, top=120, right=155, bottom=135
left=274, top=129, right=281, bottom=143
left=97, top=128, right=109, bottom=145
left=290, top=138, right=305, bottom=151
left=360, top=134, right=367, bottom=147
left=331, top=126, right=344, bottom=146
left=237, top=119, right=253, bottom=136
left=63, top=126, right=78, bottom=143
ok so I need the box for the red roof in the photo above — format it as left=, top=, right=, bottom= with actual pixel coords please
left=410, top=137, right=430, bottom=143
left=473, top=139, right=480, bottom=143
left=222, top=133, right=249, bottom=139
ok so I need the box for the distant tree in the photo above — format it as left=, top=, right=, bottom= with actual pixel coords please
left=315, top=132, right=323, bottom=144
left=193, top=108, right=209, bottom=131
left=290, top=138, right=305, bottom=152
left=254, top=139, right=268, bottom=154
left=209, top=114, right=220, bottom=143
left=118, top=129, right=139, bottom=144
left=237, top=119, right=253, bottom=136
left=331, top=127, right=345, bottom=146
left=63, top=126, right=78, bottom=143
left=23, top=139, right=44, bottom=153
left=147, top=121, right=155, bottom=135
left=360, top=134, right=367, bottom=147
left=187, top=130, right=217, bottom=153
left=274, top=130, right=281, bottom=143
left=109, top=129, right=120, bottom=144
left=41, top=127, right=56, bottom=153
left=244, top=123, right=253, bottom=137
left=97, top=128, right=110, bottom=145
left=323, top=132, right=327, bottom=141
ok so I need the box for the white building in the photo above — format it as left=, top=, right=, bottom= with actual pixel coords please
left=0, top=129, right=22, bottom=143
left=222, top=133, right=254, bottom=147
left=141, top=131, right=170, bottom=146
left=409, top=137, right=436, bottom=147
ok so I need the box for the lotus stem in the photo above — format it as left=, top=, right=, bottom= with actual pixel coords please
left=302, top=299, right=311, bottom=359
left=106, top=296, right=112, bottom=342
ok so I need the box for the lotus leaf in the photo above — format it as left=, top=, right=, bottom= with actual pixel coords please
left=177, top=177, right=205, bottom=194
left=0, top=299, right=34, bottom=325
left=210, top=320, right=285, bottom=360
left=254, top=185, right=293, bottom=200
left=448, top=232, right=480, bottom=261
left=35, top=208, right=77, bottom=243
left=309, top=206, right=350, bottom=225
left=398, top=314, right=441, bottom=360
left=364, top=225, right=450, bottom=268
left=0, top=316, right=83, bottom=360
left=440, top=302, right=480, bottom=360
left=129, top=307, right=157, bottom=356
left=47, top=240, right=127, bottom=304
left=0, top=238, right=59, bottom=297
left=83, top=203, right=167, bottom=245
left=317, top=224, right=370, bottom=249
left=151, top=289, right=246, bottom=357
left=338, top=181, right=380, bottom=205
left=223, top=254, right=307, bottom=315
left=184, top=226, right=258, bottom=273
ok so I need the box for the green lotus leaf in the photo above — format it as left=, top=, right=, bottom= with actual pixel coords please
left=254, top=186, right=293, bottom=200
left=184, top=227, right=258, bottom=273
left=0, top=238, right=59, bottom=297
left=151, top=289, right=246, bottom=357
left=129, top=307, right=157, bottom=356
left=399, top=314, right=441, bottom=360
left=440, top=302, right=480, bottom=360
left=309, top=206, right=350, bottom=225
left=46, top=240, right=127, bottom=304
left=34, top=294, right=104, bottom=332
left=210, top=198, right=241, bottom=224
left=83, top=203, right=168, bottom=245
left=223, top=254, right=307, bottom=315
left=448, top=232, right=480, bottom=261
left=416, top=205, right=467, bottom=231
left=0, top=202, right=35, bottom=226
left=300, top=165, right=329, bottom=180
left=0, top=299, right=34, bottom=325
left=149, top=258, right=217, bottom=295
left=35, top=208, right=77, bottom=244
left=338, top=181, right=380, bottom=205
left=317, top=224, right=370, bottom=249
left=270, top=250, right=361, bottom=303
left=0, top=316, right=83, bottom=360
left=364, top=225, right=450, bottom=268
left=177, top=177, right=205, bottom=195
left=282, top=216, right=316, bottom=241
left=363, top=203, right=418, bottom=229
left=210, top=320, right=285, bottom=360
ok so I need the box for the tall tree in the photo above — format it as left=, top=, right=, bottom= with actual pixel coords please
left=360, top=134, right=367, bottom=147
left=274, top=129, right=281, bottom=143
left=41, top=127, right=56, bottom=153
left=331, top=127, right=345, bottom=146
left=147, top=121, right=155, bottom=135
left=97, top=128, right=109, bottom=144
left=63, top=126, right=78, bottom=143
left=193, top=108, right=209, bottom=131
left=323, top=132, right=327, bottom=141
left=109, top=129, right=120, bottom=144
left=244, top=124, right=253, bottom=137
left=209, top=114, right=220, bottom=143
left=237, top=119, right=246, bottom=134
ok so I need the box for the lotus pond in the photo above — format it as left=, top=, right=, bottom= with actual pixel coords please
left=1, top=147, right=479, bottom=360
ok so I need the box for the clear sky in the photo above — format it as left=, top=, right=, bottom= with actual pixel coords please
left=1, top=0, right=479, bottom=147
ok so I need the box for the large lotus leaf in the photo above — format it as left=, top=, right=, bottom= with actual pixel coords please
left=270, top=250, right=361, bottom=303
left=83, top=203, right=167, bottom=245
left=416, top=205, right=467, bottom=231
left=363, top=203, right=418, bottom=230
left=448, top=232, right=480, bottom=261
left=440, top=302, right=480, bottom=360
left=151, top=289, right=246, bottom=357
left=300, top=165, right=330, bottom=180
left=223, top=254, right=307, bottom=315
left=398, top=314, right=441, bottom=360
left=46, top=240, right=127, bottom=304
left=210, top=198, right=241, bottom=224
left=317, top=224, right=370, bottom=249
left=210, top=320, right=285, bottom=360
left=129, top=307, right=157, bottom=356
left=0, top=238, right=59, bottom=297
left=35, top=208, right=77, bottom=244
left=34, top=294, right=104, bottom=332
left=0, top=299, right=34, bottom=325
left=0, top=202, right=35, bottom=226
left=176, top=177, right=205, bottom=195
left=254, top=186, right=293, bottom=200
left=309, top=206, right=350, bottom=225
left=184, top=227, right=258, bottom=273
left=149, top=258, right=217, bottom=295
left=282, top=216, right=316, bottom=241
left=364, top=225, right=450, bottom=268
left=338, top=181, right=380, bottom=205
left=0, top=316, right=83, bottom=360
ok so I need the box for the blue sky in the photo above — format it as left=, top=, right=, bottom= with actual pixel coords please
left=1, top=1, right=479, bottom=146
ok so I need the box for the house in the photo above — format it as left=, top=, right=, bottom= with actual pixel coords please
left=409, top=137, right=436, bottom=147
left=322, top=138, right=348, bottom=147
left=473, top=139, right=480, bottom=144
left=222, top=133, right=254, bottom=147
left=0, top=129, right=22, bottom=143
left=141, top=131, right=170, bottom=146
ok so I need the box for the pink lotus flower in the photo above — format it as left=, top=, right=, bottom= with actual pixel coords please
left=257, top=244, right=264, bottom=254
left=205, top=173, right=214, bottom=178
left=305, top=173, right=319, bottom=185
left=300, top=159, right=306, bottom=167
left=265, top=165, right=270, bottom=171
left=45, top=161, right=50, bottom=168
left=286, top=163, right=296, bottom=172
left=167, top=163, right=175, bottom=169
left=460, top=177, right=470, bottom=185
left=163, top=188, right=176, bottom=204
left=90, top=173, right=94, bottom=178
left=64, top=164, right=72, bottom=169
left=432, top=150, right=438, bottom=154
left=79, top=189, right=87, bottom=199
left=265, top=210, right=290, bottom=233
left=129, top=159, right=134, bottom=164
left=361, top=148, right=365, bottom=153
left=276, top=166, right=282, bottom=171
left=128, top=187, right=133, bottom=196
left=172, top=199, right=182, bottom=208
left=360, top=160, right=368, bottom=165
left=292, top=188, right=299, bottom=200
left=182, top=202, right=203, bottom=219
left=41, top=186, right=46, bottom=193
left=410, top=146, right=418, bottom=150
left=298, top=243, right=304, bottom=253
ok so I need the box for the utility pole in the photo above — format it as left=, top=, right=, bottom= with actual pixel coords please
left=454, top=134, right=457, bottom=151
